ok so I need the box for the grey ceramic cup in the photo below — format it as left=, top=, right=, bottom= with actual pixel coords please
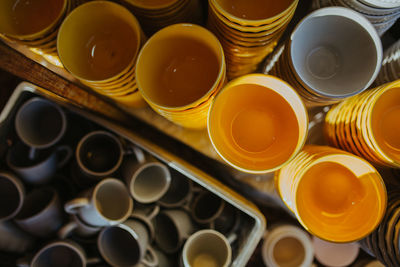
left=15, top=97, right=67, bottom=159
left=75, top=130, right=124, bottom=179
left=0, top=221, right=35, bottom=253
left=0, top=172, right=25, bottom=221
left=14, top=187, right=63, bottom=238
left=7, top=141, right=72, bottom=184
left=181, top=229, right=232, bottom=267
left=158, top=170, right=194, bottom=208
left=98, top=219, right=158, bottom=267
left=64, top=178, right=133, bottom=227
left=154, top=209, right=196, bottom=254
left=17, top=240, right=99, bottom=267
left=289, top=7, right=382, bottom=99
left=122, top=148, right=171, bottom=204
left=58, top=214, right=101, bottom=239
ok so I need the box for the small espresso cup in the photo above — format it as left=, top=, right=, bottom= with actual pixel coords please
left=181, top=229, right=233, bottom=267
left=17, top=240, right=99, bottom=267
left=15, top=97, right=67, bottom=159
left=98, top=219, right=158, bottom=267
left=191, top=191, right=239, bottom=234
left=76, top=130, right=124, bottom=179
left=0, top=172, right=25, bottom=221
left=58, top=214, right=102, bottom=239
left=64, top=178, right=133, bottom=227
left=262, top=224, right=314, bottom=267
left=14, top=187, right=63, bottom=238
left=154, top=209, right=196, bottom=253
left=7, top=141, right=72, bottom=184
left=122, top=148, right=171, bottom=203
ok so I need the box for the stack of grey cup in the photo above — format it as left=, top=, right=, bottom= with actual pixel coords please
left=375, top=39, right=400, bottom=85
left=312, top=0, right=400, bottom=36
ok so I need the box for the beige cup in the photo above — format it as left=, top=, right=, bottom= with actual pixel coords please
left=64, top=178, right=133, bottom=227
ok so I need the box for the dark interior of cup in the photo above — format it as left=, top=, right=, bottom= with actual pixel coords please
left=15, top=188, right=53, bottom=220
left=154, top=213, right=179, bottom=252
left=0, top=175, right=21, bottom=219
left=33, top=244, right=84, bottom=267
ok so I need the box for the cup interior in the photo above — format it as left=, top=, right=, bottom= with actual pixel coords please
left=15, top=188, right=54, bottom=220
left=154, top=212, right=180, bottom=252
left=95, top=180, right=131, bottom=221
left=32, top=243, right=84, bottom=267
left=184, top=230, right=231, bottom=267
left=193, top=192, right=223, bottom=223
left=0, top=174, right=23, bottom=219
left=57, top=1, right=140, bottom=81
left=78, top=132, right=123, bottom=175
left=208, top=75, right=307, bottom=173
left=15, top=98, right=65, bottom=148
left=295, top=154, right=386, bottom=242
left=0, top=0, right=65, bottom=38
left=370, top=87, right=400, bottom=163
left=158, top=170, right=191, bottom=206
left=131, top=163, right=170, bottom=203
left=272, top=236, right=305, bottom=267
left=290, top=9, right=380, bottom=97
left=136, top=24, right=224, bottom=108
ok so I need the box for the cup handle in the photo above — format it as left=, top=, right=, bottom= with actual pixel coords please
left=86, top=257, right=102, bottom=265
left=64, top=198, right=90, bottom=214
left=141, top=246, right=158, bottom=267
left=28, top=147, right=38, bottom=161
left=227, top=232, right=238, bottom=244
left=126, top=146, right=146, bottom=164
left=56, top=145, right=73, bottom=168
left=147, top=205, right=160, bottom=220
left=58, top=220, right=78, bottom=239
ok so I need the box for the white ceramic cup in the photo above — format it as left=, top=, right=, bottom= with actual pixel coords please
left=0, top=172, right=25, bottom=221
left=17, top=240, right=99, bottom=267
left=262, top=224, right=314, bottom=267
left=0, top=221, right=35, bottom=253
left=64, top=178, right=133, bottom=227
left=58, top=214, right=101, bottom=239
left=76, top=130, right=124, bottom=179
left=154, top=209, right=196, bottom=253
left=289, top=7, right=382, bottom=99
left=98, top=219, right=158, bottom=267
left=15, top=97, right=67, bottom=159
left=14, top=187, right=63, bottom=238
left=122, top=147, right=171, bottom=203
left=7, top=141, right=72, bottom=184
left=312, top=236, right=359, bottom=267
left=181, top=229, right=233, bottom=267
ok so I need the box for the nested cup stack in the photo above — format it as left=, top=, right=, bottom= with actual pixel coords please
left=136, top=23, right=226, bottom=129
left=57, top=0, right=146, bottom=108
left=207, top=0, right=298, bottom=79
left=375, top=39, right=400, bottom=85
left=275, top=145, right=387, bottom=243
left=123, top=0, right=203, bottom=35
left=269, top=7, right=382, bottom=107
left=325, top=79, right=400, bottom=168
left=0, top=0, right=73, bottom=66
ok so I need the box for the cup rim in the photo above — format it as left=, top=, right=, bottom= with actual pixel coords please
left=182, top=229, right=232, bottom=267
left=288, top=6, right=383, bottom=99
left=0, top=172, right=25, bottom=221
left=76, top=130, right=124, bottom=178
left=15, top=97, right=67, bottom=149
left=136, top=23, right=226, bottom=111
left=207, top=73, right=308, bottom=174
left=57, top=0, right=142, bottom=83
left=32, top=240, right=86, bottom=266
left=262, top=224, right=314, bottom=267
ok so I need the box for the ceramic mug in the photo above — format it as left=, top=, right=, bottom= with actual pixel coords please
left=122, top=148, right=171, bottom=203
left=7, top=141, right=72, bottom=184
left=158, top=169, right=194, bottom=208
left=14, top=187, right=63, bottom=238
left=64, top=178, right=133, bottom=227
left=98, top=219, right=158, bottom=267
left=0, top=172, right=25, bottom=221
left=58, top=214, right=101, bottom=239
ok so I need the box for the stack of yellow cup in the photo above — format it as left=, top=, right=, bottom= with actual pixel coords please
left=324, top=79, right=400, bottom=168
left=0, top=0, right=72, bottom=66
left=57, top=1, right=146, bottom=108
left=207, top=0, right=298, bottom=79
left=123, top=0, right=203, bottom=35
left=136, top=23, right=226, bottom=129
left=275, top=145, right=387, bottom=243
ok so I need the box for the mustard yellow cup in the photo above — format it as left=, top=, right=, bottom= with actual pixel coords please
left=136, top=23, right=226, bottom=129
left=207, top=74, right=308, bottom=173
left=57, top=0, right=145, bottom=108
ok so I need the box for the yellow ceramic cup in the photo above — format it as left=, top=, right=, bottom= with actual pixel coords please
left=275, top=145, right=387, bottom=243
left=208, top=74, right=308, bottom=173
left=136, top=23, right=226, bottom=129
